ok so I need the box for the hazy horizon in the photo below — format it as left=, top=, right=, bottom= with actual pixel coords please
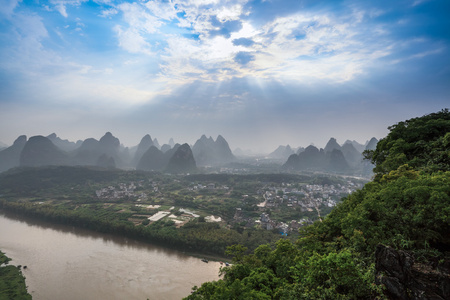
left=1, top=0, right=448, bottom=153
left=0, top=131, right=379, bottom=155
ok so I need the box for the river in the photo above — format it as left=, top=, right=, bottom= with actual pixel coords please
left=0, top=211, right=221, bottom=300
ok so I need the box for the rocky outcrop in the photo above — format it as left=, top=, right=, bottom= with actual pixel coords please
left=268, top=145, right=295, bottom=160
left=97, top=154, right=116, bottom=169
left=341, top=142, right=362, bottom=168
left=0, top=135, right=27, bottom=172
left=47, top=133, right=81, bottom=152
left=345, top=139, right=366, bottom=153
left=192, top=135, right=235, bottom=166
left=160, top=144, right=172, bottom=153
left=325, top=148, right=349, bottom=172
left=98, top=132, right=120, bottom=156
left=73, top=138, right=100, bottom=165
left=168, top=138, right=175, bottom=148
left=282, top=145, right=325, bottom=171
left=282, top=138, right=368, bottom=174
left=20, top=136, right=69, bottom=167
left=366, top=137, right=378, bottom=151
left=324, top=137, right=341, bottom=153
left=132, top=134, right=153, bottom=167
left=375, top=244, right=450, bottom=300
left=137, top=146, right=166, bottom=171
left=152, top=138, right=160, bottom=149
left=166, top=143, right=196, bottom=173
left=72, top=133, right=128, bottom=167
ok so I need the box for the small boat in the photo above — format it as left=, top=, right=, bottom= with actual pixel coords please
left=201, top=258, right=208, bottom=263
left=225, top=262, right=229, bottom=266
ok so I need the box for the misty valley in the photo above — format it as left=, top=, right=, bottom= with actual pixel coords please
left=0, top=132, right=373, bottom=299
left=1, top=110, right=449, bottom=299
left=0, top=131, right=378, bottom=177
left=1, top=0, right=449, bottom=298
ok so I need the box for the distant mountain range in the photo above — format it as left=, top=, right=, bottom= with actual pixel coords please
left=0, top=133, right=236, bottom=174
left=0, top=140, right=9, bottom=151
left=192, top=135, right=235, bottom=166
left=0, top=135, right=27, bottom=172
left=0, top=133, right=378, bottom=175
left=282, top=137, right=378, bottom=175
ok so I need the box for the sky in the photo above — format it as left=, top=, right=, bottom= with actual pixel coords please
left=0, top=0, right=449, bottom=153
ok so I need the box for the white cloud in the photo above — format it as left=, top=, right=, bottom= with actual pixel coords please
left=118, top=2, right=162, bottom=34
left=114, top=25, right=153, bottom=55
left=49, top=0, right=88, bottom=17
left=0, top=0, right=408, bottom=110
left=216, top=4, right=243, bottom=21
left=55, top=3, right=68, bottom=17
left=99, top=8, right=118, bottom=18
left=155, top=7, right=394, bottom=84
left=0, top=0, right=21, bottom=17
left=144, top=0, right=178, bottom=21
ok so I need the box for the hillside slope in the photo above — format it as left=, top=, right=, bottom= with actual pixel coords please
left=186, top=109, right=450, bottom=300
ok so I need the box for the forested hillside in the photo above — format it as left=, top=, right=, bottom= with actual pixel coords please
left=185, top=110, right=450, bottom=299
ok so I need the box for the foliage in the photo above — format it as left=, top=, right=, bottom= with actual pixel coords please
left=364, top=109, right=450, bottom=177
left=186, top=110, right=450, bottom=299
left=0, top=251, right=31, bottom=299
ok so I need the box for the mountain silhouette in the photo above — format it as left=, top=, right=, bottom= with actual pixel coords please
left=166, top=143, right=197, bottom=173
left=20, top=136, right=69, bottom=167
left=192, top=135, right=235, bottom=166
left=0, top=135, right=27, bottom=172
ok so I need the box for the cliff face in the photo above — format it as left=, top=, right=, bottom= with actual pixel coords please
left=132, top=134, right=153, bottom=167
left=165, top=143, right=196, bottom=173
left=136, top=146, right=165, bottom=171
left=20, top=136, right=69, bottom=167
left=192, top=135, right=235, bottom=166
left=0, top=135, right=27, bottom=172
left=375, top=245, right=450, bottom=300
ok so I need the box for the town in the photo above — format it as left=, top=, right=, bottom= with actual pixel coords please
left=94, top=174, right=365, bottom=236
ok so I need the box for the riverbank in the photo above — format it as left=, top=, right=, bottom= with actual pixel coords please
left=0, top=203, right=232, bottom=262
left=0, top=199, right=281, bottom=259
left=0, top=250, right=31, bottom=299
left=0, top=211, right=222, bottom=300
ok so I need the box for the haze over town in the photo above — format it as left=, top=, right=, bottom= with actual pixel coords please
left=0, top=0, right=449, bottom=152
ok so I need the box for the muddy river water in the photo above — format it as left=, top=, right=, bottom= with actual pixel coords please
left=0, top=211, right=221, bottom=300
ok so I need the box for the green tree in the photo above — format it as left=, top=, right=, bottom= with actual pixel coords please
left=185, top=110, right=450, bottom=300
left=364, top=109, right=450, bottom=177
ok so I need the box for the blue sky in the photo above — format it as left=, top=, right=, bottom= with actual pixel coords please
left=0, top=0, right=448, bottom=153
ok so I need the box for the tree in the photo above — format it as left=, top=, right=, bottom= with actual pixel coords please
left=185, top=110, right=450, bottom=300
left=225, top=244, right=248, bottom=263
left=0, top=251, right=11, bottom=266
left=364, top=109, right=450, bottom=178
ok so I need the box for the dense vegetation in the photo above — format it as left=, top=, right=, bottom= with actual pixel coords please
left=0, top=251, right=31, bottom=300
left=185, top=110, right=450, bottom=299
left=364, top=109, right=450, bottom=176
left=3, top=169, right=347, bottom=256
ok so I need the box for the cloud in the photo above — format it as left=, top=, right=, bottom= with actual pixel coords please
left=49, top=0, right=88, bottom=17
left=0, top=0, right=21, bottom=17
left=234, top=51, right=254, bottom=65
left=232, top=37, right=255, bottom=46
left=145, top=0, right=178, bottom=21
left=148, top=2, right=403, bottom=85
left=114, top=26, right=153, bottom=55
left=1, top=0, right=448, bottom=151
left=208, top=16, right=243, bottom=38
left=104, top=1, right=397, bottom=84
left=117, top=2, right=163, bottom=34
left=99, top=8, right=118, bottom=18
